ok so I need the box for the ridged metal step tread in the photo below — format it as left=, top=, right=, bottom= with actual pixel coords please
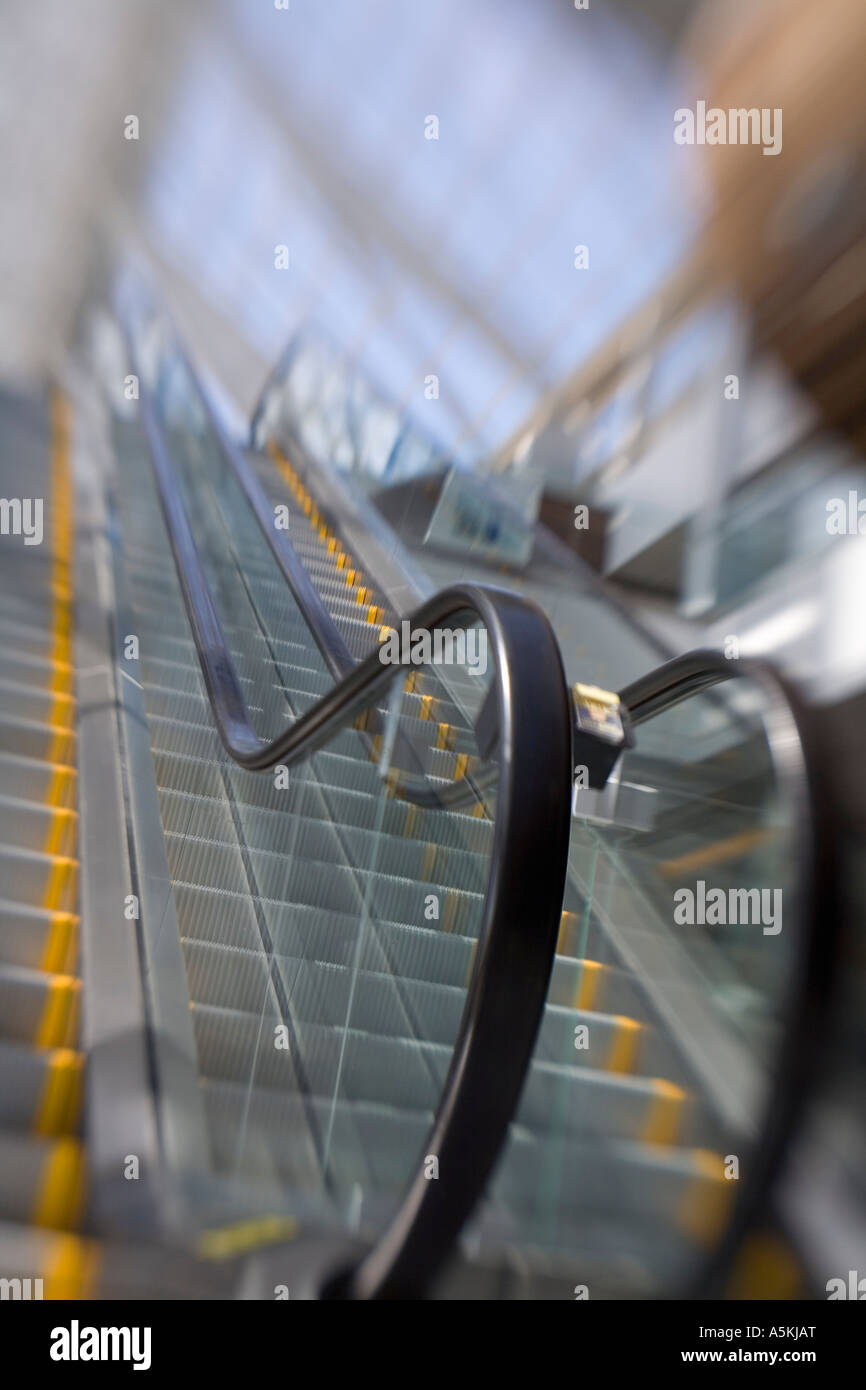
left=182, top=936, right=656, bottom=1075
left=189, top=1001, right=698, bottom=1144
left=158, top=788, right=488, bottom=889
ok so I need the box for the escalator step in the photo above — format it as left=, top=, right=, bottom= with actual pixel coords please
left=0, top=1133, right=86, bottom=1230
left=0, top=845, right=79, bottom=915
left=0, top=752, right=77, bottom=810
left=0, top=965, right=81, bottom=1048
left=0, top=1040, right=84, bottom=1135
left=0, top=899, right=78, bottom=975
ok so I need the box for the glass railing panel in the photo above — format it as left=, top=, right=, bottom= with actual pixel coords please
left=107, top=324, right=505, bottom=1245
left=473, top=670, right=798, bottom=1296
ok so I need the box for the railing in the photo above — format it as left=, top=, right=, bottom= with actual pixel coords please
left=129, top=322, right=574, bottom=1299
left=620, top=650, right=838, bottom=1295
left=122, top=296, right=836, bottom=1299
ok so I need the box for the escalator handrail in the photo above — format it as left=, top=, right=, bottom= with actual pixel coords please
left=164, top=340, right=357, bottom=684
left=620, top=648, right=839, bottom=1295
left=133, top=355, right=574, bottom=1299
left=138, top=314, right=498, bottom=810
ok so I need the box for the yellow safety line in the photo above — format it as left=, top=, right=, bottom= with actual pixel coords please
left=35, top=975, right=81, bottom=1049
left=41, top=688, right=76, bottom=730
left=420, top=842, right=437, bottom=881
left=40, top=912, right=79, bottom=975
left=464, top=937, right=478, bottom=986
left=677, top=1149, right=731, bottom=1244
left=268, top=438, right=390, bottom=645
left=45, top=728, right=75, bottom=767
left=557, top=910, right=578, bottom=956
left=47, top=391, right=75, bottom=748
left=44, top=762, right=76, bottom=810
left=197, top=1214, right=298, bottom=1261
left=642, top=1078, right=686, bottom=1146
left=453, top=752, right=472, bottom=781
left=43, top=1233, right=100, bottom=1299
left=42, top=806, right=77, bottom=857
left=605, top=1016, right=642, bottom=1074
left=31, top=1137, right=86, bottom=1230
left=441, top=894, right=460, bottom=934
left=267, top=439, right=491, bottom=819
left=659, top=828, right=770, bottom=878
left=47, top=660, right=75, bottom=696
left=725, top=1231, right=803, bottom=1299
left=34, top=1048, right=84, bottom=1136
left=573, top=959, right=605, bottom=1011
left=41, top=855, right=78, bottom=914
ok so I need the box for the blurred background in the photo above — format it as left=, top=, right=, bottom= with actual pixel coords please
left=0, top=0, right=864, bottom=1298
left=2, top=0, right=865, bottom=691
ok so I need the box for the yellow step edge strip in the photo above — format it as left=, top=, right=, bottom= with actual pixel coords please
left=39, top=688, right=76, bottom=732
left=49, top=390, right=74, bottom=684
left=40, top=912, right=79, bottom=975
left=41, top=855, right=79, bottom=913
left=34, top=1048, right=85, bottom=1136
left=453, top=752, right=471, bottom=781
left=441, top=894, right=460, bottom=934
left=677, top=1148, right=732, bottom=1244
left=35, top=975, right=81, bottom=1049
left=557, top=909, right=578, bottom=956
left=47, top=661, right=75, bottom=696
left=573, top=959, right=605, bottom=1011
left=659, top=828, right=770, bottom=878
left=42, top=806, right=78, bottom=858
left=464, top=937, right=478, bottom=986
left=43, top=1233, right=101, bottom=1299
left=725, top=1231, right=804, bottom=1299
left=45, top=728, right=76, bottom=766
left=420, top=842, right=437, bottom=881
left=31, top=1137, right=87, bottom=1230
left=605, top=1016, right=643, bottom=1074
left=642, top=1078, right=687, bottom=1145
left=197, top=1214, right=298, bottom=1261
left=44, top=762, right=77, bottom=810
left=269, top=439, right=390, bottom=640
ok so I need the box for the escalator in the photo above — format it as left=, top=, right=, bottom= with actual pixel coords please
left=0, top=294, right=835, bottom=1300
left=0, top=387, right=91, bottom=1296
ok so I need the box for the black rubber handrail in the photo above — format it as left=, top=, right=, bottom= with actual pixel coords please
left=619, top=650, right=839, bottom=1296
left=133, top=345, right=574, bottom=1299
left=177, top=344, right=357, bottom=684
